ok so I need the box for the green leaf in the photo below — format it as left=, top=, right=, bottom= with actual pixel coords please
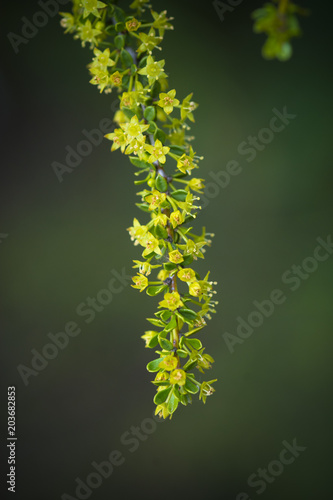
left=123, top=108, right=136, bottom=120
left=135, top=203, right=150, bottom=212
left=183, top=358, right=198, bottom=371
left=154, top=129, right=166, bottom=143
left=164, top=315, right=177, bottom=332
left=164, top=262, right=177, bottom=271
left=146, top=357, right=165, bottom=372
left=168, top=145, right=186, bottom=156
left=129, top=157, right=150, bottom=169
left=146, top=284, right=168, bottom=296
left=173, top=385, right=181, bottom=400
left=182, top=254, right=194, bottom=266
left=121, top=49, right=133, bottom=66
left=146, top=318, right=165, bottom=327
left=155, top=224, right=168, bottom=239
left=144, top=106, right=156, bottom=122
left=158, top=336, right=173, bottom=351
left=176, top=349, right=188, bottom=358
left=160, top=310, right=172, bottom=321
left=167, top=391, right=179, bottom=414
left=155, top=174, right=168, bottom=193
left=154, top=386, right=172, bottom=405
left=184, top=378, right=199, bottom=394
left=171, top=189, right=188, bottom=202
left=147, top=335, right=159, bottom=348
left=179, top=393, right=192, bottom=406
left=185, top=338, right=202, bottom=350
left=178, top=308, right=197, bottom=321
left=115, top=22, right=125, bottom=32
left=114, top=35, right=125, bottom=49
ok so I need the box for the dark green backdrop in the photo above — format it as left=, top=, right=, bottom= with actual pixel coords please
left=1, top=1, right=332, bottom=499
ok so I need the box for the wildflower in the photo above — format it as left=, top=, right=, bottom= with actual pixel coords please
left=127, top=218, right=148, bottom=245
left=132, top=273, right=149, bottom=292
left=77, top=19, right=102, bottom=47
left=145, top=139, right=170, bottom=164
left=170, top=369, right=186, bottom=386
left=168, top=249, right=184, bottom=264
left=188, top=178, right=205, bottom=193
left=81, top=0, right=106, bottom=19
left=177, top=268, right=196, bottom=283
left=138, top=55, right=166, bottom=85
left=110, top=71, right=123, bottom=87
left=159, top=291, right=184, bottom=311
left=157, top=89, right=179, bottom=115
left=189, top=281, right=202, bottom=297
left=132, top=260, right=161, bottom=276
left=121, top=115, right=149, bottom=142
left=126, top=17, right=141, bottom=31
left=142, top=233, right=162, bottom=257
left=159, top=355, right=178, bottom=371
left=169, top=210, right=184, bottom=228
left=145, top=190, right=167, bottom=210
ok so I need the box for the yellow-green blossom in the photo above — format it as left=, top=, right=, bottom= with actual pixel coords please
left=145, top=139, right=170, bottom=164
left=104, top=128, right=127, bottom=152
left=159, top=291, right=184, bottom=311
left=121, top=115, right=149, bottom=142
left=132, top=260, right=161, bottom=276
left=127, top=218, right=148, bottom=245
left=152, top=213, right=168, bottom=227
left=126, top=17, right=141, bottom=31
left=159, top=355, right=178, bottom=371
left=131, top=273, right=149, bottom=292
left=110, top=71, right=123, bottom=87
left=188, top=178, right=205, bottom=193
left=170, top=368, right=186, bottom=386
left=138, top=55, right=166, bottom=85
left=177, top=268, right=196, bottom=283
left=189, top=281, right=202, bottom=297
left=157, top=89, right=179, bottom=115
left=142, top=233, right=162, bottom=257
left=145, top=189, right=167, bottom=210
left=77, top=19, right=102, bottom=47
left=169, top=249, right=184, bottom=264
left=169, top=210, right=184, bottom=228
left=81, top=0, right=106, bottom=19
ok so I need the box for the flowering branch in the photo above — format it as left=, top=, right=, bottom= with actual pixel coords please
left=60, top=0, right=218, bottom=419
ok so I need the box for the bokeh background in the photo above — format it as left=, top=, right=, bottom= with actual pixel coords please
left=1, top=1, right=333, bottom=499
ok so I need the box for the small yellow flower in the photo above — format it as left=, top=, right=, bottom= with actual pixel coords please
left=104, top=128, right=127, bottom=152
left=169, top=249, right=184, bottom=264
left=170, top=369, right=186, bottom=386
left=189, top=281, right=202, bottom=297
left=159, top=291, right=184, bottom=311
left=145, top=139, right=170, bottom=164
left=131, top=273, right=148, bottom=292
left=188, top=178, right=205, bottom=193
left=132, top=260, right=161, bottom=276
left=126, top=17, right=141, bottom=32
left=127, top=218, right=148, bottom=245
left=177, top=268, right=196, bottom=283
left=157, top=89, right=179, bottom=115
left=177, top=154, right=195, bottom=174
left=120, top=115, right=149, bottom=142
left=145, top=189, right=167, bottom=210
left=110, top=71, right=123, bottom=87
left=142, top=233, right=162, bottom=257
left=152, top=213, right=168, bottom=227
left=159, top=355, right=178, bottom=371
left=169, top=210, right=184, bottom=228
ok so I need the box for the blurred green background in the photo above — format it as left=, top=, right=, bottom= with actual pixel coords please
left=1, top=1, right=333, bottom=499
